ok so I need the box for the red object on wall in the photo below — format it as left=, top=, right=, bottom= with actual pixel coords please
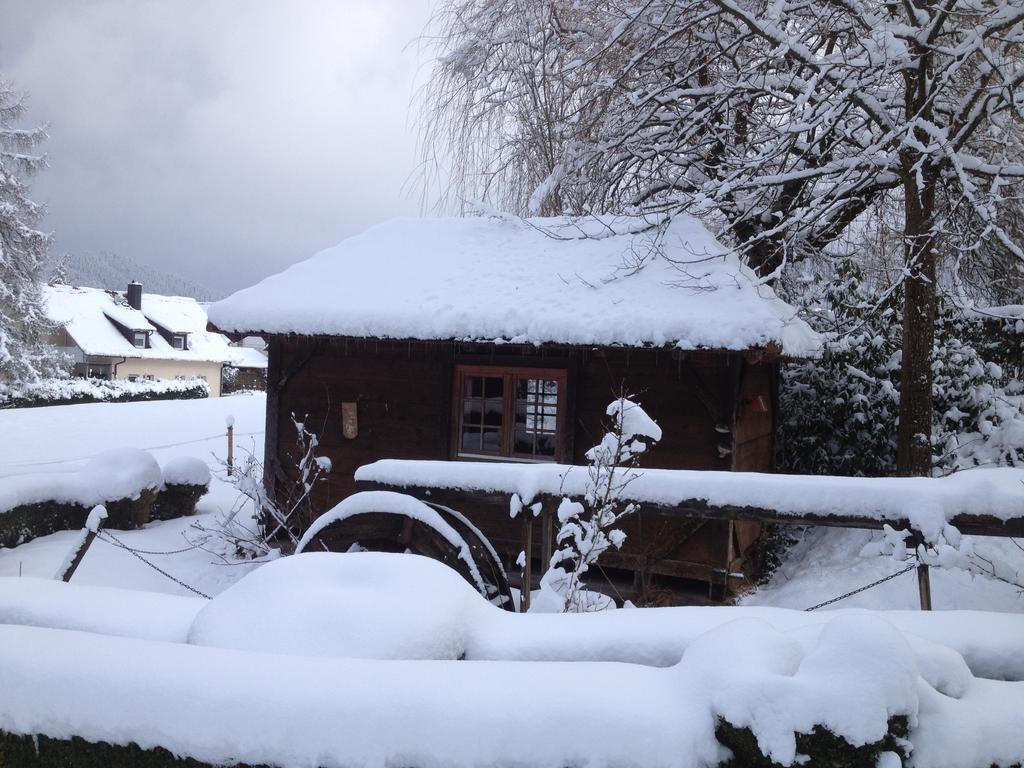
left=746, top=395, right=769, bottom=414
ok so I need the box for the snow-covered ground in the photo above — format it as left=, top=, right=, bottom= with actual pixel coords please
left=1, top=396, right=1022, bottom=767
left=1, top=553, right=1022, bottom=768
left=742, top=526, right=1024, bottom=614
left=0, top=393, right=266, bottom=597
left=0, top=392, right=1020, bottom=612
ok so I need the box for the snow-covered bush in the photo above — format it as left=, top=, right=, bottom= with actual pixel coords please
left=780, top=261, right=1024, bottom=477
left=0, top=376, right=209, bottom=409
left=538, top=397, right=661, bottom=612
left=150, top=457, right=211, bottom=522
left=0, top=449, right=162, bottom=547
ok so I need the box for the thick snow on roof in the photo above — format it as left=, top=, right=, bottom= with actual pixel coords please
left=225, top=345, right=269, bottom=369
left=43, top=284, right=252, bottom=364
left=209, top=215, right=821, bottom=356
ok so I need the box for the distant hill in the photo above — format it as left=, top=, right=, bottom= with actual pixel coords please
left=45, top=252, right=221, bottom=301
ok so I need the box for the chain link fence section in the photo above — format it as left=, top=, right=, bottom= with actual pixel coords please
left=96, top=530, right=211, bottom=599
left=803, top=563, right=917, bottom=611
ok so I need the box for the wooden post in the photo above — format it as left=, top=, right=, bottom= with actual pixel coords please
left=540, top=504, right=553, bottom=571
left=708, top=519, right=731, bottom=602
left=908, top=530, right=933, bottom=611
left=521, top=514, right=533, bottom=613
left=226, top=416, right=235, bottom=477
left=57, top=506, right=107, bottom=583
left=917, top=562, right=933, bottom=611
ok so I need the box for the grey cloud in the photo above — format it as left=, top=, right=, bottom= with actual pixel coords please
left=0, top=0, right=429, bottom=294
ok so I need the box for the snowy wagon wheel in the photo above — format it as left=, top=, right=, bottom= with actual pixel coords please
left=297, top=491, right=515, bottom=611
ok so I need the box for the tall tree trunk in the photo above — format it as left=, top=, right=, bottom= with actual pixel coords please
left=897, top=170, right=937, bottom=476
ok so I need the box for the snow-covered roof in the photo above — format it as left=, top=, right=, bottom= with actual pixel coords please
left=209, top=215, right=821, bottom=357
left=102, top=302, right=155, bottom=333
left=225, top=345, right=269, bottom=369
left=43, top=284, right=251, bottom=365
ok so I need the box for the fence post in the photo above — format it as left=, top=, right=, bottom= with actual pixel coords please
left=57, top=506, right=107, bottom=583
left=226, top=414, right=235, bottom=476
left=917, top=562, right=933, bottom=610
left=520, top=514, right=533, bottom=613
left=908, top=530, right=933, bottom=610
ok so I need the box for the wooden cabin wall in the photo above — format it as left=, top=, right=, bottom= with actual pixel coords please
left=570, top=348, right=732, bottom=471
left=732, top=361, right=776, bottom=472
left=266, top=337, right=453, bottom=528
left=264, top=337, right=780, bottom=592
left=729, top=360, right=778, bottom=569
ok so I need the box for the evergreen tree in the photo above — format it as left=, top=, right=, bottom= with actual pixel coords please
left=780, top=261, right=1024, bottom=476
left=0, top=78, right=62, bottom=385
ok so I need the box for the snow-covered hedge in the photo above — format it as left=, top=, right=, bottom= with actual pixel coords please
left=150, top=457, right=212, bottom=522
left=0, top=376, right=209, bottom=409
left=0, top=449, right=162, bottom=546
left=0, top=451, right=210, bottom=547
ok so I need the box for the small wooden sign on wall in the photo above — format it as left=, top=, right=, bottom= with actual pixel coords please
left=342, top=401, right=358, bottom=439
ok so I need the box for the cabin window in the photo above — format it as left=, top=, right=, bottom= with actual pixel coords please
left=133, top=331, right=147, bottom=349
left=454, top=365, right=566, bottom=462
left=172, top=334, right=187, bottom=350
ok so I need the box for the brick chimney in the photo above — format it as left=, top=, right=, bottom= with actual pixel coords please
left=127, top=281, right=143, bottom=310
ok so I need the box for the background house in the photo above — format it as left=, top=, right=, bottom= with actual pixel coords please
left=44, top=281, right=266, bottom=397
left=209, top=214, right=820, bottom=601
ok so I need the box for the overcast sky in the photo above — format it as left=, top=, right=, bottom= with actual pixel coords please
left=0, top=1, right=432, bottom=294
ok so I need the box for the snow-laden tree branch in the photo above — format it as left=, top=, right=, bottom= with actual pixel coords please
left=187, top=414, right=331, bottom=561
left=539, top=396, right=661, bottom=612
left=422, top=0, right=1024, bottom=475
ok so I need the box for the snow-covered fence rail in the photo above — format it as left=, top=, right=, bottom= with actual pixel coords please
left=355, top=460, right=1024, bottom=540
left=356, top=460, right=1024, bottom=608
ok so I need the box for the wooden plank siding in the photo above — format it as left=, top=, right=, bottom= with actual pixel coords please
left=264, top=335, right=780, bottom=603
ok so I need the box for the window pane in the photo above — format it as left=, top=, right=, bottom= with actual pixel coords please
left=513, top=431, right=534, bottom=454
left=511, top=376, right=560, bottom=460
left=536, top=433, right=556, bottom=457
left=482, top=428, right=502, bottom=452
left=483, top=377, right=504, bottom=398
left=465, top=376, right=482, bottom=398
left=461, top=425, right=480, bottom=453
left=483, top=400, right=503, bottom=426
left=463, top=401, right=483, bottom=426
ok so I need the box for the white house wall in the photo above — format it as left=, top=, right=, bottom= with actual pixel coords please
left=115, top=358, right=224, bottom=397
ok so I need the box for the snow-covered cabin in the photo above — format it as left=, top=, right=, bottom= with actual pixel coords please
left=210, top=215, right=820, bottom=601
left=43, top=282, right=267, bottom=397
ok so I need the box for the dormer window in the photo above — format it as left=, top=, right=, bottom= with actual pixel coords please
left=172, top=334, right=187, bottom=350
left=133, top=331, right=148, bottom=349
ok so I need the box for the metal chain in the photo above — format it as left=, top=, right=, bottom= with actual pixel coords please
left=97, top=530, right=199, bottom=556
left=804, top=563, right=917, bottom=611
left=96, top=531, right=211, bottom=599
